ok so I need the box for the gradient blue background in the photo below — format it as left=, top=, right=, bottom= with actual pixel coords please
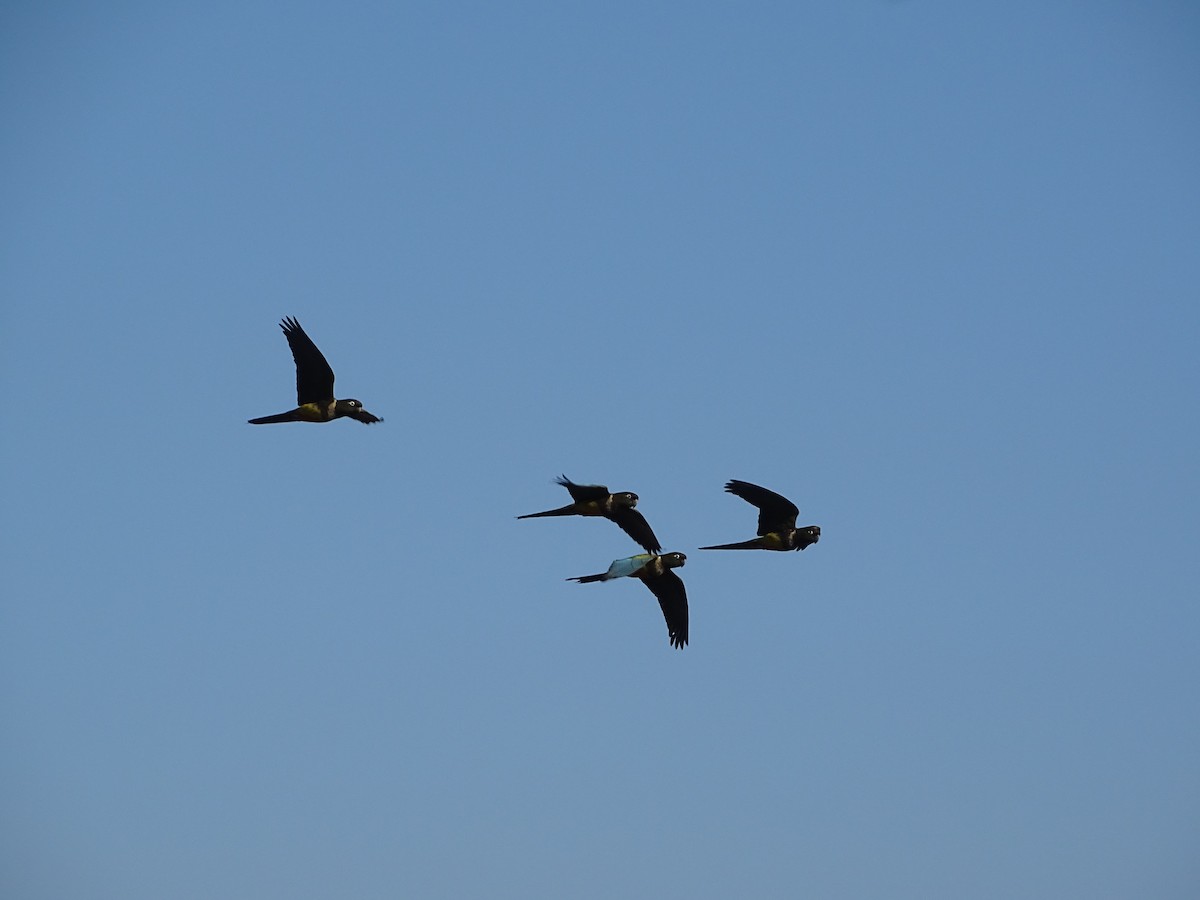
left=3, top=3, right=1198, bottom=897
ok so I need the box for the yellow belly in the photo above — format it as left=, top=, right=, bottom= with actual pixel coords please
left=296, top=403, right=333, bottom=422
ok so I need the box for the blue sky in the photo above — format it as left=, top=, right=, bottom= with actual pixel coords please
left=2, top=2, right=1198, bottom=897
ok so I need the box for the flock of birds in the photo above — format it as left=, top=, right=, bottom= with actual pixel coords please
left=249, top=317, right=822, bottom=650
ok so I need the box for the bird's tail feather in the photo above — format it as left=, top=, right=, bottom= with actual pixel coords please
left=516, top=505, right=575, bottom=519
left=247, top=411, right=302, bottom=425
left=698, top=538, right=763, bottom=550
left=567, top=573, right=609, bottom=584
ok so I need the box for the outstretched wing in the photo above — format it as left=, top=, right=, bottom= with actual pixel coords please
left=643, top=569, right=688, bottom=650
left=608, top=507, right=662, bottom=554
left=725, top=479, right=799, bottom=535
left=556, top=475, right=610, bottom=504
left=280, top=317, right=336, bottom=405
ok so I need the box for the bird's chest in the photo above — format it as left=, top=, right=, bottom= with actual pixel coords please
left=635, top=558, right=663, bottom=580
left=762, top=531, right=795, bottom=551
left=298, top=401, right=336, bottom=422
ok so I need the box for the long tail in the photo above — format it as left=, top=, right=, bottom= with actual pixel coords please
left=698, top=538, right=764, bottom=550
left=248, top=410, right=303, bottom=425
left=516, top=504, right=576, bottom=519
left=567, top=573, right=609, bottom=584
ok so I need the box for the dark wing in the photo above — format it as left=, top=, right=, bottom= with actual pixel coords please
left=556, top=475, right=610, bottom=504
left=725, top=479, right=799, bottom=535
left=281, top=317, right=336, bottom=405
left=643, top=570, right=688, bottom=649
left=608, top=507, right=662, bottom=554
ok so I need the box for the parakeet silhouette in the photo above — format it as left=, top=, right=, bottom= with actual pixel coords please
left=568, top=552, right=688, bottom=649
left=700, top=480, right=820, bottom=551
left=518, top=476, right=661, bottom=553
left=248, top=317, right=381, bottom=425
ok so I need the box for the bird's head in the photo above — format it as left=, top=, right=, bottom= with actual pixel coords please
left=795, top=525, right=821, bottom=550
left=661, top=552, right=686, bottom=569
left=335, top=399, right=382, bottom=424
left=614, top=491, right=638, bottom=508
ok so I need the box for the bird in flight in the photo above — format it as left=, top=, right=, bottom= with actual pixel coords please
left=568, top=552, right=688, bottom=649
left=517, top=476, right=661, bottom=554
left=248, top=317, right=382, bottom=425
left=699, top=480, right=820, bottom=551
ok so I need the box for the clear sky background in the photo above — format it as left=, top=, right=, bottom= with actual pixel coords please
left=2, top=2, right=1198, bottom=898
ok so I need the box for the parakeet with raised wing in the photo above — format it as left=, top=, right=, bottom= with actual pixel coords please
left=517, top=475, right=661, bottom=554
left=568, top=552, right=688, bottom=649
left=248, top=316, right=382, bottom=425
left=699, top=480, right=820, bottom=551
